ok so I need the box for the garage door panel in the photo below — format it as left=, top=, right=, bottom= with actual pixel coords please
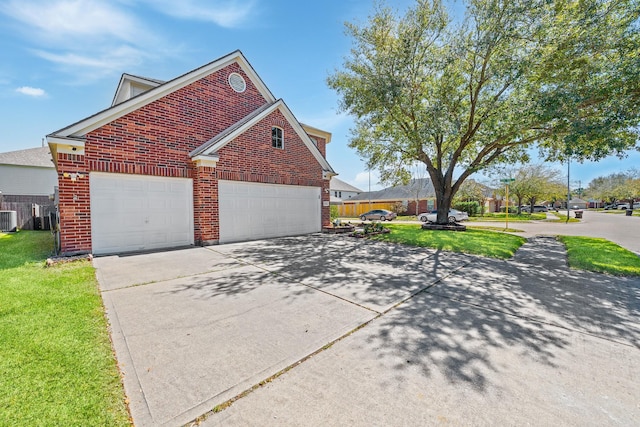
left=90, top=173, right=194, bottom=255
left=219, top=180, right=320, bottom=244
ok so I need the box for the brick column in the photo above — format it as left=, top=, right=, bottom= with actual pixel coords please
left=192, top=164, right=219, bottom=245
left=57, top=153, right=91, bottom=255
left=321, top=178, right=331, bottom=227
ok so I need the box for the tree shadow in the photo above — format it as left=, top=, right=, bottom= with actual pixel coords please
left=208, top=234, right=472, bottom=312
left=166, top=233, right=639, bottom=396
left=357, top=236, right=640, bottom=393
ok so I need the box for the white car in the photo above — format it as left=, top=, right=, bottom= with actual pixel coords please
left=418, top=209, right=469, bottom=223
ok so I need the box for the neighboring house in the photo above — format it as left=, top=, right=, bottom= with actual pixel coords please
left=0, top=146, right=57, bottom=230
left=329, top=177, right=363, bottom=203
left=568, top=198, right=588, bottom=209
left=0, top=146, right=57, bottom=204
left=46, top=50, right=335, bottom=255
left=339, top=178, right=437, bottom=217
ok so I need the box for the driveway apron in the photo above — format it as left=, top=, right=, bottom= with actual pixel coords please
left=95, top=234, right=465, bottom=426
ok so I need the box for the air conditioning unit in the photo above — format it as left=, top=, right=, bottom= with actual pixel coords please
left=0, top=210, right=18, bottom=232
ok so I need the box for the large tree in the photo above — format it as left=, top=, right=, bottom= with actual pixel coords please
left=495, top=164, right=565, bottom=213
left=328, top=0, right=640, bottom=224
left=587, top=170, right=640, bottom=209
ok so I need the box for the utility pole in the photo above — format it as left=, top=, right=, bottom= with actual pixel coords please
left=501, top=178, right=515, bottom=229
left=566, top=158, right=571, bottom=223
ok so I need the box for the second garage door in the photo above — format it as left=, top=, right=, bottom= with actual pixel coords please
left=90, top=173, right=194, bottom=255
left=218, top=180, right=321, bottom=244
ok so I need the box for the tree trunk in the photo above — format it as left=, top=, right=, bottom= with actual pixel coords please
left=435, top=187, right=454, bottom=224
left=529, top=196, right=537, bottom=214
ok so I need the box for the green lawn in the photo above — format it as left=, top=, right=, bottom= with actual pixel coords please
left=469, top=212, right=547, bottom=222
left=558, top=235, right=640, bottom=276
left=0, top=231, right=130, bottom=426
left=601, top=209, right=640, bottom=216
left=467, top=225, right=525, bottom=233
left=546, top=218, right=580, bottom=223
left=372, top=223, right=527, bottom=259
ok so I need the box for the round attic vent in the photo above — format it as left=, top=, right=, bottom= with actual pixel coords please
left=228, top=72, right=246, bottom=93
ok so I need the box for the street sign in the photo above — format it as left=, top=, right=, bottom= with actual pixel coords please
left=501, top=178, right=515, bottom=183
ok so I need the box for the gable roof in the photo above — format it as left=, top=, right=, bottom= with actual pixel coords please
left=349, top=178, right=436, bottom=201
left=190, top=100, right=335, bottom=174
left=330, top=177, right=363, bottom=193
left=47, top=50, right=276, bottom=141
left=0, top=147, right=54, bottom=168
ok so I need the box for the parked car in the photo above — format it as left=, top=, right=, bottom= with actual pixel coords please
left=617, top=203, right=630, bottom=209
left=418, top=209, right=469, bottom=223
left=521, top=205, right=548, bottom=213
left=360, top=209, right=397, bottom=221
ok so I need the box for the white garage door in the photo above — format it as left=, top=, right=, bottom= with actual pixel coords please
left=90, top=172, right=194, bottom=255
left=219, top=180, right=321, bottom=244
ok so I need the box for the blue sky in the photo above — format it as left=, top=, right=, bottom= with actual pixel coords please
left=1, top=0, right=638, bottom=192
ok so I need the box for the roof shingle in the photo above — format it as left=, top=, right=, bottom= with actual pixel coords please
left=0, top=147, right=54, bottom=168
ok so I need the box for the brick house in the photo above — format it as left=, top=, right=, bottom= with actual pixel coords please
left=46, top=50, right=335, bottom=255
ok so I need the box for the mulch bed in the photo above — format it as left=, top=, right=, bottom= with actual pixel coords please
left=45, top=254, right=93, bottom=267
left=421, top=223, right=467, bottom=231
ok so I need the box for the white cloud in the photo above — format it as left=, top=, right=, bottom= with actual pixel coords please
left=299, top=110, right=351, bottom=131
left=0, top=0, right=159, bottom=82
left=351, top=170, right=383, bottom=191
left=33, top=45, right=146, bottom=80
left=1, top=0, right=144, bottom=43
left=16, top=86, right=46, bottom=97
left=141, top=0, right=258, bottom=28
left=0, top=0, right=260, bottom=83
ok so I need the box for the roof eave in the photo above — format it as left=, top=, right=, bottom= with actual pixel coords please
left=193, top=100, right=335, bottom=175
left=50, top=50, right=276, bottom=139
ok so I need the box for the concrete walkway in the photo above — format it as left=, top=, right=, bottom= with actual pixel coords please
left=471, top=209, right=640, bottom=255
left=94, top=234, right=640, bottom=426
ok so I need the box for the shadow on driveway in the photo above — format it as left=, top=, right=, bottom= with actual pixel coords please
left=202, top=236, right=640, bottom=426
left=97, top=234, right=640, bottom=426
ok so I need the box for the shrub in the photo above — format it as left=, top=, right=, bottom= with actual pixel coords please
left=390, top=201, right=407, bottom=214
left=330, top=205, right=339, bottom=222
left=453, top=201, right=480, bottom=216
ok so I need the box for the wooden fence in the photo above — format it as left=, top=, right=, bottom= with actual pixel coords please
left=0, top=202, right=55, bottom=230
left=336, top=202, right=398, bottom=218
left=335, top=199, right=437, bottom=218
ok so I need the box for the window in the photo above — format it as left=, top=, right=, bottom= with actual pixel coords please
left=272, top=127, right=283, bottom=149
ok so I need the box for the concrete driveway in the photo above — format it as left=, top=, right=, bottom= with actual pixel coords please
left=94, top=234, right=640, bottom=426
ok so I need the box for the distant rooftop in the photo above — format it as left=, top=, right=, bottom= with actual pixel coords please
left=349, top=178, right=436, bottom=201
left=330, top=177, right=363, bottom=193
left=0, top=146, right=54, bottom=168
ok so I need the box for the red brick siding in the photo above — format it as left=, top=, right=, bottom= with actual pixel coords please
left=192, top=164, right=219, bottom=244
left=214, top=109, right=330, bottom=231
left=56, top=62, right=330, bottom=253
left=313, top=136, right=326, bottom=157
left=407, top=200, right=432, bottom=215
left=216, top=110, right=321, bottom=185
left=57, top=153, right=91, bottom=254
left=86, top=63, right=266, bottom=177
